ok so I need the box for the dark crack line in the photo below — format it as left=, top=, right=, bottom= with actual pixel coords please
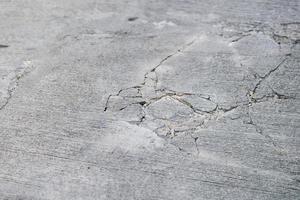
left=0, top=65, right=34, bottom=112
left=142, top=38, right=198, bottom=89
left=190, top=135, right=200, bottom=155
left=103, top=94, right=112, bottom=111
left=251, top=86, right=295, bottom=104
left=0, top=91, right=13, bottom=111
left=251, top=55, right=290, bottom=97
left=152, top=39, right=196, bottom=72
left=231, top=33, right=251, bottom=43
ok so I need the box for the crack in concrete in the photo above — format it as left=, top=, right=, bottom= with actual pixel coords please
left=230, top=32, right=252, bottom=43
left=244, top=105, right=284, bottom=153
left=141, top=39, right=198, bottom=90
left=0, top=61, right=35, bottom=111
left=248, top=55, right=291, bottom=102
left=104, top=38, right=198, bottom=113
left=243, top=62, right=293, bottom=152
left=237, top=55, right=294, bottom=152
left=250, top=86, right=295, bottom=104
left=226, top=25, right=296, bottom=152
left=227, top=21, right=299, bottom=52
left=102, top=38, right=211, bottom=153
left=103, top=30, right=295, bottom=154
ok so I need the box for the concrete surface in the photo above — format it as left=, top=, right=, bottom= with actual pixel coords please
left=0, top=0, right=299, bottom=199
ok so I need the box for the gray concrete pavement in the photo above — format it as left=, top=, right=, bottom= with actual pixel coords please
left=0, top=0, right=299, bottom=199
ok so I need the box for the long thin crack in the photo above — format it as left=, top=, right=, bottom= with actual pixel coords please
left=142, top=38, right=198, bottom=89
left=230, top=33, right=251, bottom=43
left=150, top=39, right=197, bottom=73
left=0, top=62, right=34, bottom=111
left=0, top=90, right=13, bottom=111
left=245, top=104, right=283, bottom=152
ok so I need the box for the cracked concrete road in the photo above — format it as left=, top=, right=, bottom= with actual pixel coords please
left=0, top=1, right=300, bottom=199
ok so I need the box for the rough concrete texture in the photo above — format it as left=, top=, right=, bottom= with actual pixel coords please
left=0, top=0, right=300, bottom=199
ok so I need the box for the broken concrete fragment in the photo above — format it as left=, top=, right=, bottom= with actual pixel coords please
left=146, top=96, right=194, bottom=120
left=180, top=95, right=217, bottom=113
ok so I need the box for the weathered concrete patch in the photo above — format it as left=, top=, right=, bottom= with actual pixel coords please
left=102, top=121, right=165, bottom=153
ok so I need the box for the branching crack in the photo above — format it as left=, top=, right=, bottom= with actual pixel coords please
left=248, top=55, right=291, bottom=102
left=103, top=38, right=198, bottom=113
left=103, top=31, right=294, bottom=154
left=250, top=87, right=295, bottom=104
